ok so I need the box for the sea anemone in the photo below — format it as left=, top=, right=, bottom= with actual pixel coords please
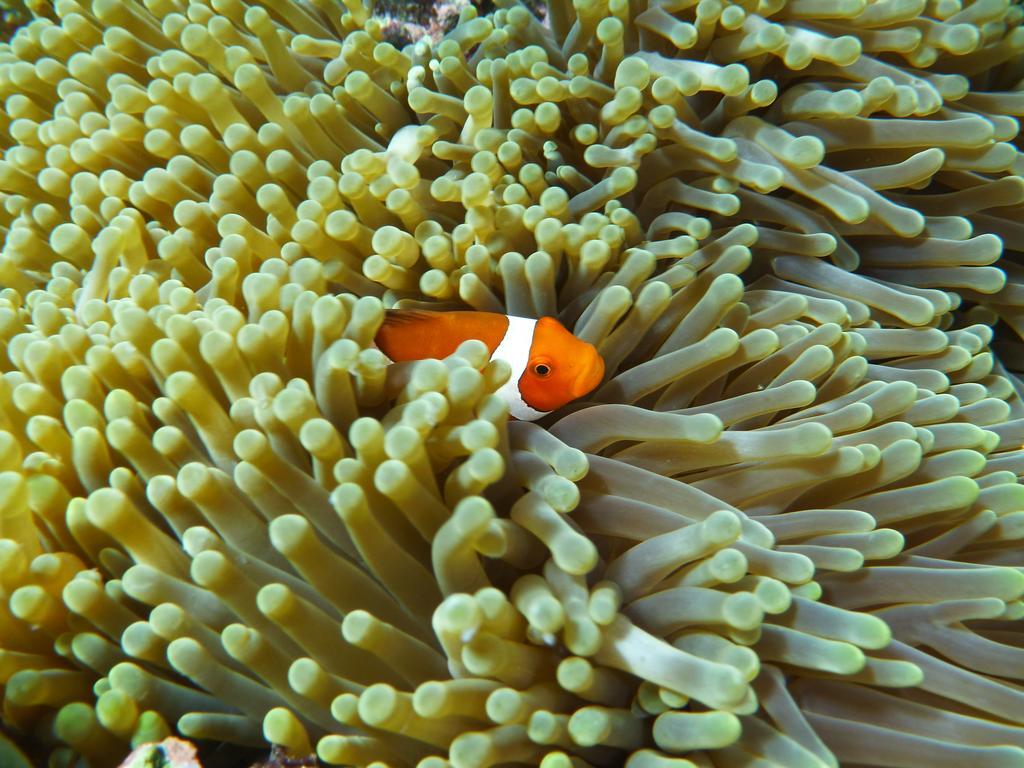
left=1, top=0, right=1023, bottom=766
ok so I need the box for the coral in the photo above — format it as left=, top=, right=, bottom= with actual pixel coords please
left=117, top=737, right=202, bottom=768
left=0, top=0, right=31, bottom=42
left=0, top=0, right=1023, bottom=767
left=373, top=0, right=471, bottom=48
left=372, top=1, right=548, bottom=48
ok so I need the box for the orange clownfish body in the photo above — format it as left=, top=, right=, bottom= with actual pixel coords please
left=375, top=310, right=605, bottom=420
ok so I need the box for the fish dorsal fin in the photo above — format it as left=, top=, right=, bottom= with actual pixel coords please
left=383, top=309, right=439, bottom=326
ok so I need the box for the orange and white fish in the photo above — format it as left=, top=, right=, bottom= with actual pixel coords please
left=375, top=310, right=605, bottom=421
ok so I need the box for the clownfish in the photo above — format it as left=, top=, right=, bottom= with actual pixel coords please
left=374, top=310, right=605, bottom=421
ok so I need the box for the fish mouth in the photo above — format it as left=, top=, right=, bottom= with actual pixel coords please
left=571, top=354, right=605, bottom=398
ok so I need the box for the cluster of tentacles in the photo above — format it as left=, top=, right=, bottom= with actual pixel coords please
left=0, top=0, right=1023, bottom=766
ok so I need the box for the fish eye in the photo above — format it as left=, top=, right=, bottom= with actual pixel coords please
left=533, top=363, right=551, bottom=377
